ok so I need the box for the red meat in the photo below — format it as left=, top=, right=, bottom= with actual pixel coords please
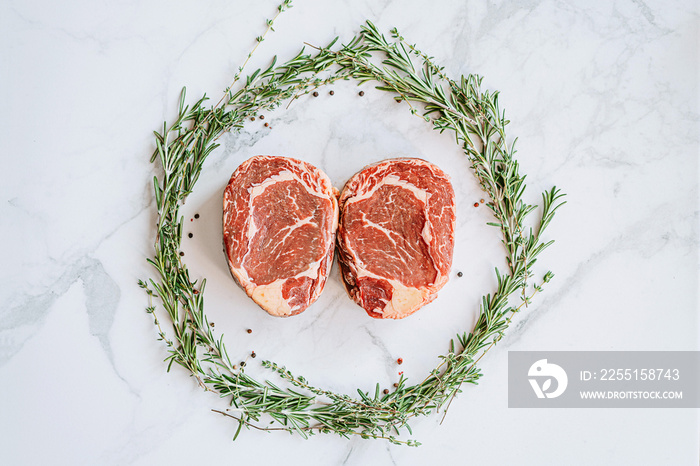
left=337, top=158, right=455, bottom=319
left=223, top=156, right=339, bottom=317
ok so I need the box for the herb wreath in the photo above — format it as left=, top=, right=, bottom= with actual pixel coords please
left=139, top=1, right=565, bottom=446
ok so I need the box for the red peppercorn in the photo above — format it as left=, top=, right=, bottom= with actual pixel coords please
left=474, top=202, right=479, bottom=207
left=397, top=358, right=403, bottom=365
left=383, top=389, right=389, bottom=395
left=264, top=122, right=269, bottom=127
left=246, top=328, right=252, bottom=334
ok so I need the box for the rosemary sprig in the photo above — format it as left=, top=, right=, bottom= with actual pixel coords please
left=142, top=5, right=565, bottom=446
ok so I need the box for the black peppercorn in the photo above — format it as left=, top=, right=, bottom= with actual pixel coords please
left=329, top=90, right=334, bottom=95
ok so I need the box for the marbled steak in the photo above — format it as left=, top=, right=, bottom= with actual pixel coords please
left=337, top=158, right=455, bottom=319
left=223, top=155, right=339, bottom=317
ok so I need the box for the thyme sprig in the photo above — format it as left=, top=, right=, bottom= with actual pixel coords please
left=142, top=4, right=565, bottom=446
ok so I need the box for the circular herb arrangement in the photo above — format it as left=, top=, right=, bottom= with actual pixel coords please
left=140, top=2, right=565, bottom=446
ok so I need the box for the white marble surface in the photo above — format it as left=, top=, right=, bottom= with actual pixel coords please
left=1, top=0, right=698, bottom=464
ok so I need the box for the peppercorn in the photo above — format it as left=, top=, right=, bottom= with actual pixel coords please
left=264, top=122, right=269, bottom=127
left=194, top=213, right=200, bottom=219
left=188, top=233, right=193, bottom=238
left=329, top=90, right=334, bottom=95
left=474, top=202, right=479, bottom=207
left=247, top=328, right=253, bottom=334
left=457, top=271, right=463, bottom=277
left=312, top=91, right=319, bottom=97
left=259, top=115, right=265, bottom=120
left=393, top=383, right=399, bottom=388
left=397, top=358, right=403, bottom=365
left=383, top=389, right=389, bottom=395
left=251, top=351, right=256, bottom=358
left=179, top=251, right=184, bottom=256
left=210, top=322, right=215, bottom=327
left=359, top=91, right=365, bottom=96
left=240, top=361, right=246, bottom=367
left=250, top=117, right=255, bottom=121
left=480, top=199, right=485, bottom=203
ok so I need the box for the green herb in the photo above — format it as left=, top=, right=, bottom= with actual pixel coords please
left=140, top=1, right=565, bottom=446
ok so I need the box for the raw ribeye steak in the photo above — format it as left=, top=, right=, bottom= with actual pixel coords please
left=337, top=158, right=455, bottom=319
left=223, top=156, right=339, bottom=317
